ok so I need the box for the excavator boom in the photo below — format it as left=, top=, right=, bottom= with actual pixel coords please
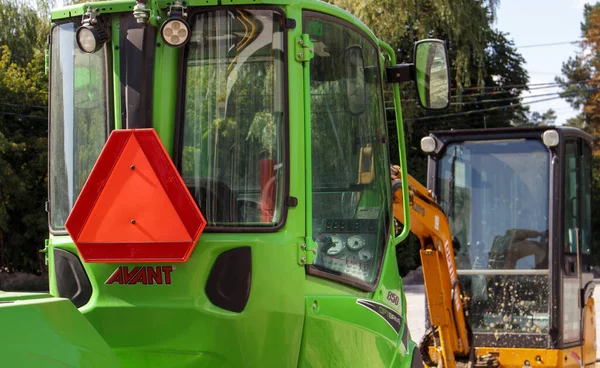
left=391, top=166, right=473, bottom=367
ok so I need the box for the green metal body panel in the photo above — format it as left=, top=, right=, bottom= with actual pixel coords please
left=111, top=15, right=122, bottom=130
left=0, top=293, right=122, bottom=366
left=26, top=0, right=418, bottom=366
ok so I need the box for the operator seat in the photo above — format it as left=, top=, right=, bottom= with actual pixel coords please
left=188, top=178, right=237, bottom=223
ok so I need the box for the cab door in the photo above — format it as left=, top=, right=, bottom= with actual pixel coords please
left=297, top=10, right=409, bottom=367
left=560, top=137, right=594, bottom=366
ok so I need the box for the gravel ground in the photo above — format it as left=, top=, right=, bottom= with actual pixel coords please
left=404, top=282, right=600, bottom=358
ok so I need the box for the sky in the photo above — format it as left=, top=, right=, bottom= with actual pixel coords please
left=495, top=0, right=594, bottom=124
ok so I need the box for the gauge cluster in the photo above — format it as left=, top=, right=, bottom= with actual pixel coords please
left=314, top=219, right=379, bottom=282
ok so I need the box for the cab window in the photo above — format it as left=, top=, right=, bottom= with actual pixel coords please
left=180, top=9, right=286, bottom=228
left=49, top=23, right=108, bottom=230
left=304, top=12, right=390, bottom=288
left=563, top=139, right=592, bottom=255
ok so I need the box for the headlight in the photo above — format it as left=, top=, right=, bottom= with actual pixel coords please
left=75, top=8, right=109, bottom=54
left=420, top=136, right=436, bottom=153
left=160, top=18, right=190, bottom=47
left=542, top=129, right=559, bottom=147
left=76, top=24, right=108, bottom=54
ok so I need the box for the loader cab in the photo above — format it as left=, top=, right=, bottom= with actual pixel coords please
left=45, top=0, right=450, bottom=366
left=424, top=126, right=595, bottom=358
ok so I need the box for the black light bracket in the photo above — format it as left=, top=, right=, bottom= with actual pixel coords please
left=81, top=7, right=100, bottom=27
left=167, top=1, right=188, bottom=20
left=386, top=63, right=415, bottom=84
left=76, top=7, right=109, bottom=53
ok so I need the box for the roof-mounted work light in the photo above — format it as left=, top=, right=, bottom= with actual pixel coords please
left=542, top=129, right=559, bottom=147
left=160, top=1, right=191, bottom=48
left=421, top=136, right=436, bottom=153
left=76, top=7, right=109, bottom=54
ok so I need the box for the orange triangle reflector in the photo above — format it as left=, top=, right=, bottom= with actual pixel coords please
left=65, top=129, right=206, bottom=263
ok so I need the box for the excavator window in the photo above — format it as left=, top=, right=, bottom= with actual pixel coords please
left=581, top=142, right=593, bottom=255
left=563, top=139, right=592, bottom=255
left=304, top=13, right=390, bottom=287
left=561, top=137, right=593, bottom=344
left=437, top=139, right=551, bottom=334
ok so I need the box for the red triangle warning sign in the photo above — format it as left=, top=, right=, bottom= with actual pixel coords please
left=65, top=129, right=206, bottom=263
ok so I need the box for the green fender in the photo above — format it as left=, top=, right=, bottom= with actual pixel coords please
left=0, top=292, right=121, bottom=367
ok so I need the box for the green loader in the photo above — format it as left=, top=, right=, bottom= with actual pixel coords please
left=0, top=0, right=451, bottom=366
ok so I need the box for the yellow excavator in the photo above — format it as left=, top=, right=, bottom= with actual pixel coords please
left=391, top=164, right=474, bottom=367
left=392, top=126, right=597, bottom=368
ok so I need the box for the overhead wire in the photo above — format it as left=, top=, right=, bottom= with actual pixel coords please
left=450, top=92, right=565, bottom=107
left=403, top=96, right=568, bottom=123
left=516, top=40, right=581, bottom=49
left=396, top=89, right=590, bottom=109
left=410, top=90, right=579, bottom=105
left=405, top=81, right=588, bottom=93
left=393, top=81, right=591, bottom=95
left=446, top=82, right=563, bottom=92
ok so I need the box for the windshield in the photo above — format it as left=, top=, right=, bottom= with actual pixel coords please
left=305, top=13, right=390, bottom=287
left=180, top=9, right=285, bottom=227
left=49, top=23, right=108, bottom=230
left=437, top=139, right=550, bottom=335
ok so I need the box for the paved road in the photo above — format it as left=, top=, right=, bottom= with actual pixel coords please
left=404, top=283, right=600, bottom=357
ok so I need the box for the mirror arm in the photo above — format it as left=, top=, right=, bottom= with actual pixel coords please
left=385, top=63, right=414, bottom=83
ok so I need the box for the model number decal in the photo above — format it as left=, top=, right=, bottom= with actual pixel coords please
left=356, top=299, right=403, bottom=335
left=105, top=266, right=173, bottom=285
left=387, top=291, right=400, bottom=306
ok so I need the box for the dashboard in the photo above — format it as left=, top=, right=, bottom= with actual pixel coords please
left=314, top=219, right=379, bottom=282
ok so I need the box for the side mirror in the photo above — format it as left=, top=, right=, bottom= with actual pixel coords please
left=343, top=45, right=366, bottom=115
left=414, top=39, right=450, bottom=110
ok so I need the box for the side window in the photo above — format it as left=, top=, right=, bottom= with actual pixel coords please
left=305, top=12, right=390, bottom=288
left=50, top=23, right=108, bottom=230
left=563, top=138, right=592, bottom=256
left=563, top=140, right=578, bottom=254
left=581, top=142, right=592, bottom=255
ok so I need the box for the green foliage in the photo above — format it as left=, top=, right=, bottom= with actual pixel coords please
left=527, top=109, right=557, bottom=126
left=0, top=0, right=51, bottom=66
left=0, top=5, right=49, bottom=273
left=558, top=2, right=600, bottom=265
left=327, top=0, right=532, bottom=275
left=556, top=3, right=600, bottom=127
left=329, top=0, right=500, bottom=88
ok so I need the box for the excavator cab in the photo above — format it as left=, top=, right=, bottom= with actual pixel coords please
left=423, top=126, right=596, bottom=367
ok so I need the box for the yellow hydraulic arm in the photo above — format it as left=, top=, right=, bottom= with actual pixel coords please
left=390, top=165, right=472, bottom=368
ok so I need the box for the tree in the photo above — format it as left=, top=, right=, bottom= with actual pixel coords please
left=327, top=0, right=529, bottom=166
left=557, top=2, right=600, bottom=266
left=556, top=3, right=600, bottom=134
left=528, top=109, right=557, bottom=126
left=0, top=0, right=51, bottom=65
left=328, top=0, right=500, bottom=88
left=326, top=0, right=531, bottom=276
left=0, top=0, right=49, bottom=273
